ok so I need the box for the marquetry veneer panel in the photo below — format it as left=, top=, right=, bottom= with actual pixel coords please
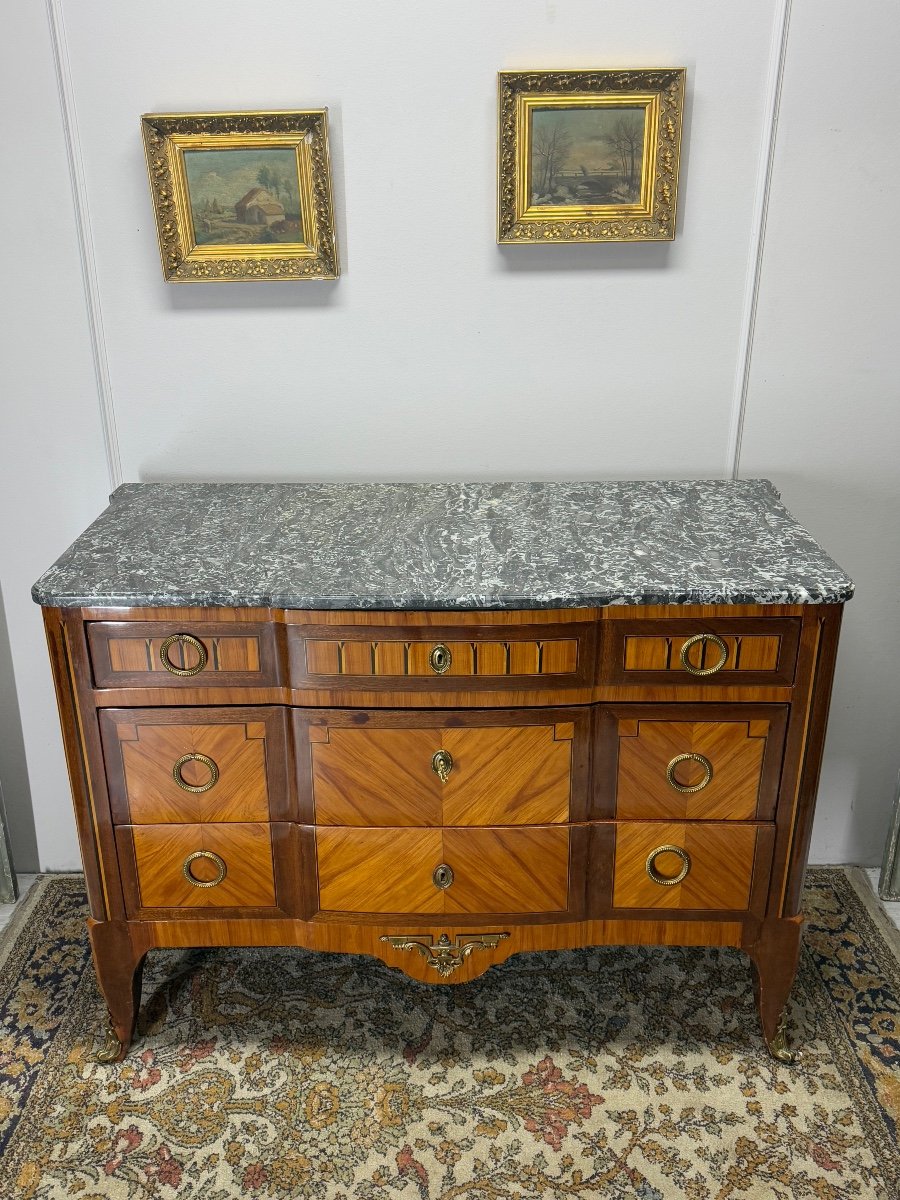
left=305, top=638, right=578, bottom=677
left=309, top=718, right=576, bottom=826
left=88, top=621, right=279, bottom=688
left=100, top=707, right=290, bottom=824
left=602, top=617, right=801, bottom=687
left=603, top=705, right=788, bottom=821
left=612, top=822, right=759, bottom=911
left=288, top=620, right=596, bottom=695
left=316, top=825, right=570, bottom=915
left=126, top=822, right=277, bottom=909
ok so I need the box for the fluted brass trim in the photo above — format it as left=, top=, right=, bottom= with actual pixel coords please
left=646, top=845, right=691, bottom=887
left=380, top=932, right=509, bottom=977
left=159, top=632, right=208, bottom=676
left=183, top=849, right=227, bottom=888
left=679, top=632, right=728, bottom=675
left=173, top=752, right=219, bottom=793
left=666, top=752, right=713, bottom=794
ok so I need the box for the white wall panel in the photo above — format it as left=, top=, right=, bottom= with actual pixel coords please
left=740, top=0, right=900, bottom=865
left=63, top=0, right=776, bottom=483
left=5, top=0, right=895, bottom=870
left=0, top=2, right=111, bottom=870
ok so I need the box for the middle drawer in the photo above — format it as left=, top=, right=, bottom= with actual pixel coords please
left=296, top=708, right=591, bottom=826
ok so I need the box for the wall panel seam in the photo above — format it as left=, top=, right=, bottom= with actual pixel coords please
left=727, top=0, right=792, bottom=480
left=45, top=0, right=123, bottom=490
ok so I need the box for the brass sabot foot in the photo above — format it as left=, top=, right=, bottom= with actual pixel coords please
left=95, top=1020, right=124, bottom=1064
left=766, top=1012, right=798, bottom=1064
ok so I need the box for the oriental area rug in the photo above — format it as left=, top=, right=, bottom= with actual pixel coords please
left=0, top=870, right=897, bottom=1200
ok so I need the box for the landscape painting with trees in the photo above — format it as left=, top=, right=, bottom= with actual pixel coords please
left=183, top=147, right=304, bottom=246
left=530, top=106, right=646, bottom=206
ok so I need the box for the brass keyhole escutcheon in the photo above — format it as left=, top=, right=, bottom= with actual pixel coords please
left=666, top=752, right=713, bottom=794
left=183, top=849, right=227, bottom=888
left=159, top=633, right=208, bottom=677
left=432, top=863, right=454, bottom=890
left=173, top=752, right=220, bottom=793
left=679, top=633, right=728, bottom=676
left=429, top=644, right=452, bottom=675
left=432, top=749, right=453, bottom=784
left=646, top=845, right=691, bottom=887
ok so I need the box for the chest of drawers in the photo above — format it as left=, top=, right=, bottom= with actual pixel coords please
left=33, top=480, right=853, bottom=1063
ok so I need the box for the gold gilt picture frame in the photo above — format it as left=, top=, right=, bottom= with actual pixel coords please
left=141, top=110, right=339, bottom=282
left=498, top=69, right=685, bottom=244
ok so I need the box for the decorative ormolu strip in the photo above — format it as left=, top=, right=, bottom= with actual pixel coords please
left=380, top=932, right=510, bottom=977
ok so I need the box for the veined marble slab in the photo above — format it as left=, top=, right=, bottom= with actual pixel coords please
left=31, top=480, right=854, bottom=610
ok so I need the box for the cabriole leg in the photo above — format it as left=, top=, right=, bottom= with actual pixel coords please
left=745, top=916, right=803, bottom=1064
left=88, top=919, right=146, bottom=1062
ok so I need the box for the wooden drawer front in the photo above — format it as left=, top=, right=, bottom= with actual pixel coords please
left=613, top=822, right=759, bottom=911
left=602, top=618, right=801, bottom=687
left=305, top=712, right=583, bottom=826
left=126, top=822, right=277, bottom=909
left=290, top=621, right=595, bottom=692
left=100, top=707, right=290, bottom=824
left=600, top=705, right=787, bottom=821
left=316, top=826, right=570, bottom=915
left=88, top=621, right=279, bottom=688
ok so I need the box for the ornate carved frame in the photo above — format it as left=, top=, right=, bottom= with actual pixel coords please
left=141, top=110, right=339, bottom=282
left=497, top=69, right=685, bottom=244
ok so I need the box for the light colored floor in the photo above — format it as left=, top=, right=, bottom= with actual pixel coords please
left=0, top=871, right=898, bottom=935
left=863, top=867, right=900, bottom=931
left=0, top=875, right=37, bottom=934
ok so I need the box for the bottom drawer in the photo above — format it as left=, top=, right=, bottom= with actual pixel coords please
left=612, top=821, right=764, bottom=912
left=122, top=822, right=278, bottom=910
left=315, top=826, right=572, bottom=916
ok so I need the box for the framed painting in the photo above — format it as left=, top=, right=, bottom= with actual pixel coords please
left=498, top=69, right=685, bottom=243
left=141, top=110, right=339, bottom=282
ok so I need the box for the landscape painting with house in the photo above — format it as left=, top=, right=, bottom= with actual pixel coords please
left=183, top=147, right=304, bottom=246
left=530, top=106, right=646, bottom=207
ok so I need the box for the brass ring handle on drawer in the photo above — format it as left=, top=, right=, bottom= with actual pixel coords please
left=172, top=752, right=220, bottom=793
left=429, top=644, right=452, bottom=675
left=159, top=633, right=208, bottom=677
left=432, top=863, right=454, bottom=890
left=679, top=632, right=728, bottom=676
left=182, top=850, right=227, bottom=889
left=666, top=752, right=713, bottom=794
left=431, top=750, right=453, bottom=784
left=645, top=845, right=692, bottom=887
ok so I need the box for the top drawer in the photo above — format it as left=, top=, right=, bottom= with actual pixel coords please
left=288, top=618, right=597, bottom=693
left=87, top=621, right=281, bottom=689
left=601, top=617, right=801, bottom=687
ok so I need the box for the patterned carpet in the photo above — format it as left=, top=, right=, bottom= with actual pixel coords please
left=0, top=870, right=897, bottom=1199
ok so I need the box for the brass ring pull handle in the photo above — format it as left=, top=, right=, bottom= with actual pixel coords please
left=159, top=633, right=208, bottom=677
left=429, top=644, right=452, bottom=675
left=183, top=849, right=227, bottom=888
left=679, top=632, right=728, bottom=676
left=172, top=752, right=220, bottom=793
left=431, top=750, right=453, bottom=784
left=666, top=752, right=713, bottom=794
left=432, top=863, right=454, bottom=890
left=646, top=845, right=691, bottom=887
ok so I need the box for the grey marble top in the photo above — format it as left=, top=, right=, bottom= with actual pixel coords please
left=31, top=480, right=854, bottom=610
